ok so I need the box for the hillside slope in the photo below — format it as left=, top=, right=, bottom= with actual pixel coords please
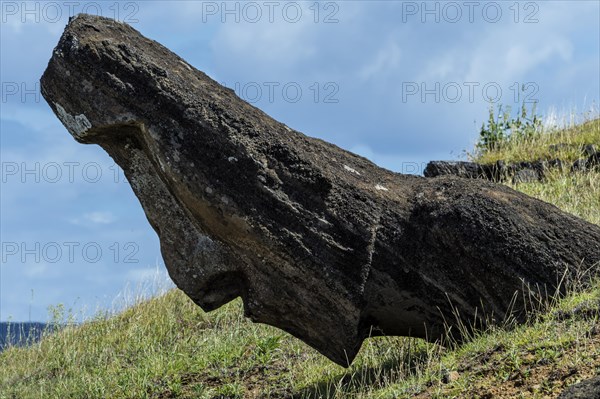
left=0, top=119, right=598, bottom=399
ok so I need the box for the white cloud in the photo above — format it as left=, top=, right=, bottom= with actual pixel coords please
left=359, top=40, right=402, bottom=80
left=212, top=19, right=317, bottom=71
left=1, top=107, right=69, bottom=137
left=23, top=263, right=49, bottom=278
left=84, top=211, right=115, bottom=225
left=125, top=267, right=162, bottom=283
left=464, top=30, right=574, bottom=85
left=69, top=211, right=115, bottom=226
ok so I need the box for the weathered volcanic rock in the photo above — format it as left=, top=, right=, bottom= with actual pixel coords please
left=572, top=151, right=600, bottom=172
left=558, top=376, right=600, bottom=399
left=427, top=138, right=600, bottom=183
left=423, top=161, right=490, bottom=179
left=424, top=159, right=569, bottom=183
left=41, top=15, right=600, bottom=366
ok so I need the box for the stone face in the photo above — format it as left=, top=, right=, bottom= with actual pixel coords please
left=41, top=14, right=600, bottom=366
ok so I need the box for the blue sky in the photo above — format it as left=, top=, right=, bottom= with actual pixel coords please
left=1, top=1, right=599, bottom=322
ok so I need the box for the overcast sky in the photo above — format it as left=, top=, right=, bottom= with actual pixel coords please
left=1, top=0, right=599, bottom=322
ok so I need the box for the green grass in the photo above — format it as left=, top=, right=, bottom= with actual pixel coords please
left=1, top=118, right=599, bottom=399
left=472, top=116, right=599, bottom=226
left=473, top=118, right=599, bottom=165
left=508, top=168, right=600, bottom=226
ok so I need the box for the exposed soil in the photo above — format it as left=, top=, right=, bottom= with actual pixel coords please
left=413, top=324, right=599, bottom=398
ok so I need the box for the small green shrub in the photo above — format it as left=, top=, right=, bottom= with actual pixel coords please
left=255, top=335, right=282, bottom=364
left=478, top=93, right=543, bottom=152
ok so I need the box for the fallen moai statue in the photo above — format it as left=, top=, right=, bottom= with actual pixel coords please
left=41, top=14, right=600, bottom=366
left=425, top=149, right=599, bottom=184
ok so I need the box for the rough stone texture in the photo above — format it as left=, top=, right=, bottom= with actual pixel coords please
left=41, top=15, right=600, bottom=366
left=582, top=144, right=597, bottom=157
left=425, top=155, right=598, bottom=183
left=572, top=151, right=600, bottom=173
left=558, top=376, right=600, bottom=399
left=423, top=161, right=489, bottom=180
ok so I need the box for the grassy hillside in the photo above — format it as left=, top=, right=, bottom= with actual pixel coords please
left=475, top=116, right=599, bottom=226
left=1, top=118, right=599, bottom=399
